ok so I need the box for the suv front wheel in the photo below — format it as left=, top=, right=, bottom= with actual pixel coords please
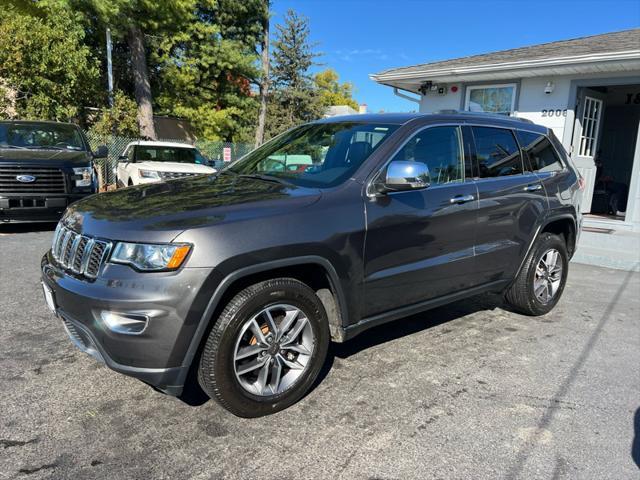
left=506, top=232, right=569, bottom=316
left=198, top=278, right=330, bottom=417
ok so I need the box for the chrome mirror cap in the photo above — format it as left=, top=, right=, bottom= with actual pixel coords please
left=384, top=161, right=430, bottom=191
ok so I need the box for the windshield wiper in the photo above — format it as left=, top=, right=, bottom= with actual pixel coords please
left=238, top=173, right=293, bottom=186
left=1, top=145, right=29, bottom=150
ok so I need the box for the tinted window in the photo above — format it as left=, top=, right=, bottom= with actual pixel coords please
left=472, top=127, right=523, bottom=177
left=229, top=122, right=399, bottom=188
left=516, top=131, right=563, bottom=173
left=134, top=146, right=202, bottom=164
left=0, top=122, right=85, bottom=151
left=391, top=126, right=463, bottom=184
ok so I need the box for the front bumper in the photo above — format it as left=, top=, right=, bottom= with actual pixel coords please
left=0, top=194, right=89, bottom=223
left=41, top=251, right=214, bottom=395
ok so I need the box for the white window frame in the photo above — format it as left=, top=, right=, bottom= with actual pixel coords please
left=464, top=83, right=517, bottom=114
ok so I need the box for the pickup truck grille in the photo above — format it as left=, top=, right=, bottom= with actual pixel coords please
left=51, top=223, right=111, bottom=279
left=0, top=166, right=66, bottom=194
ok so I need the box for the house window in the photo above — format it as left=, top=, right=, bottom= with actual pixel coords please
left=464, top=83, right=517, bottom=115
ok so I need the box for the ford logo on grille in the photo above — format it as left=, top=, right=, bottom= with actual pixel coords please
left=16, top=175, right=37, bottom=183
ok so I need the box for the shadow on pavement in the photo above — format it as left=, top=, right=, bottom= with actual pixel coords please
left=179, top=293, right=506, bottom=409
left=0, top=222, right=58, bottom=234
left=633, top=408, right=640, bottom=469
left=504, top=267, right=636, bottom=480
left=311, top=293, right=505, bottom=397
left=331, top=293, right=504, bottom=360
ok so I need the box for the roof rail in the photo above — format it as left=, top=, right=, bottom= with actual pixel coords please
left=432, top=110, right=534, bottom=124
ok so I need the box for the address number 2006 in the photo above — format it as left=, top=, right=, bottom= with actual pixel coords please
left=541, top=109, right=567, bottom=117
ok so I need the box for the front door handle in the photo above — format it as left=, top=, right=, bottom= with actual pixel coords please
left=524, top=183, right=543, bottom=192
left=450, top=194, right=475, bottom=204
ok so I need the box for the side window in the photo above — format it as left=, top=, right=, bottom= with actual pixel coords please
left=391, top=126, right=464, bottom=185
left=128, top=146, right=136, bottom=161
left=516, top=130, right=563, bottom=173
left=472, top=126, right=523, bottom=178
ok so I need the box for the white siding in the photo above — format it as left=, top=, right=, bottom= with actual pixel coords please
left=418, top=86, right=462, bottom=112
left=516, top=77, right=572, bottom=139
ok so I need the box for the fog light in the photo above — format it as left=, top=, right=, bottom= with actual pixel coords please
left=100, top=311, right=148, bottom=335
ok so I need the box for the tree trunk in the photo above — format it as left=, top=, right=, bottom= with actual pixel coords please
left=254, top=7, right=270, bottom=148
left=127, top=25, right=156, bottom=140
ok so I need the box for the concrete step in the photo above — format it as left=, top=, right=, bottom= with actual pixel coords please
left=572, top=229, right=640, bottom=271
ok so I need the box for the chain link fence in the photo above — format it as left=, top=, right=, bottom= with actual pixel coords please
left=84, top=130, right=253, bottom=188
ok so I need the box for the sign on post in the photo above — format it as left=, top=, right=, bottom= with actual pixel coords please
left=223, top=147, right=231, bottom=163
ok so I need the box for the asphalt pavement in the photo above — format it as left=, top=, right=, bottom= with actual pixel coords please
left=1, top=223, right=639, bottom=480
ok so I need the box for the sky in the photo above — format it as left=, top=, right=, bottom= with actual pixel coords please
left=271, top=0, right=640, bottom=113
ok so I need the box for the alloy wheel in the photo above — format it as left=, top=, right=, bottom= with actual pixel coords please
left=233, top=304, right=315, bottom=396
left=533, top=248, right=563, bottom=305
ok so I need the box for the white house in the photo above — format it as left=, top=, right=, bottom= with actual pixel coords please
left=371, top=29, right=640, bottom=270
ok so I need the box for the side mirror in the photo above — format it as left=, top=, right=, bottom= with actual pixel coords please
left=381, top=161, right=430, bottom=192
left=118, top=155, right=128, bottom=162
left=94, top=145, right=108, bottom=159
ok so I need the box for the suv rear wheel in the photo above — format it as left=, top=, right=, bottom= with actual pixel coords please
left=198, top=278, right=330, bottom=417
left=506, top=232, right=568, bottom=316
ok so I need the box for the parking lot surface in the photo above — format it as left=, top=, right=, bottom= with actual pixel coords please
left=1, top=223, right=639, bottom=480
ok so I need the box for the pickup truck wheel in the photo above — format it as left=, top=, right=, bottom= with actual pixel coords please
left=198, top=278, right=330, bottom=417
left=506, top=232, right=568, bottom=316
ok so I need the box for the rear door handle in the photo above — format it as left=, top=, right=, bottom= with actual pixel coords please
left=524, top=184, right=543, bottom=192
left=449, top=194, right=475, bottom=204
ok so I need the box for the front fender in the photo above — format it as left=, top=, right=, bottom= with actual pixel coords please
left=174, top=255, right=350, bottom=389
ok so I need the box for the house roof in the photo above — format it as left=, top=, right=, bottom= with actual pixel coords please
left=371, top=29, right=640, bottom=92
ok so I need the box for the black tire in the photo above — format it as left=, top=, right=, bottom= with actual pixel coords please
left=198, top=278, right=330, bottom=417
left=128, top=179, right=134, bottom=187
left=505, top=232, right=568, bottom=316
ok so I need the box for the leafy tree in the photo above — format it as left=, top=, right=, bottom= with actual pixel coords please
left=0, top=3, right=99, bottom=121
left=153, top=0, right=265, bottom=142
left=314, top=69, right=358, bottom=110
left=89, top=90, right=139, bottom=137
left=78, top=0, right=196, bottom=139
left=266, top=9, right=323, bottom=139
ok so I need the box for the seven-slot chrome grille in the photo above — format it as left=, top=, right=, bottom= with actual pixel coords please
left=51, top=223, right=111, bottom=278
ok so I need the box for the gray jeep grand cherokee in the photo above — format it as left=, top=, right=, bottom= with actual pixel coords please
left=41, top=112, right=582, bottom=417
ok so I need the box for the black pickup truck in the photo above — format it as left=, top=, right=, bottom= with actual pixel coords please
left=0, top=120, right=106, bottom=223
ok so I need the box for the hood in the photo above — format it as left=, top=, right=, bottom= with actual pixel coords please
left=62, top=173, right=322, bottom=243
left=0, top=148, right=92, bottom=167
left=132, top=161, right=216, bottom=173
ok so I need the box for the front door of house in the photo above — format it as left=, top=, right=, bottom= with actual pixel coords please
left=572, top=88, right=607, bottom=213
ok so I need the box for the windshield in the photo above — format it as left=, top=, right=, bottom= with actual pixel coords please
left=227, top=122, right=399, bottom=188
left=0, top=122, right=86, bottom=151
left=134, top=145, right=208, bottom=164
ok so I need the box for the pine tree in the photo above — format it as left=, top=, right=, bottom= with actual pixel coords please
left=266, top=9, right=323, bottom=139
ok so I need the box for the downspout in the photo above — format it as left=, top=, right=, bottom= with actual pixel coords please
left=393, top=87, right=421, bottom=104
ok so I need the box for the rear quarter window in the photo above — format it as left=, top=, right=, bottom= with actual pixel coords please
left=516, top=130, right=563, bottom=173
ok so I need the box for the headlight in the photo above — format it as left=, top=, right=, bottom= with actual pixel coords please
left=139, top=169, right=160, bottom=179
left=73, top=166, right=93, bottom=187
left=110, top=242, right=192, bottom=271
